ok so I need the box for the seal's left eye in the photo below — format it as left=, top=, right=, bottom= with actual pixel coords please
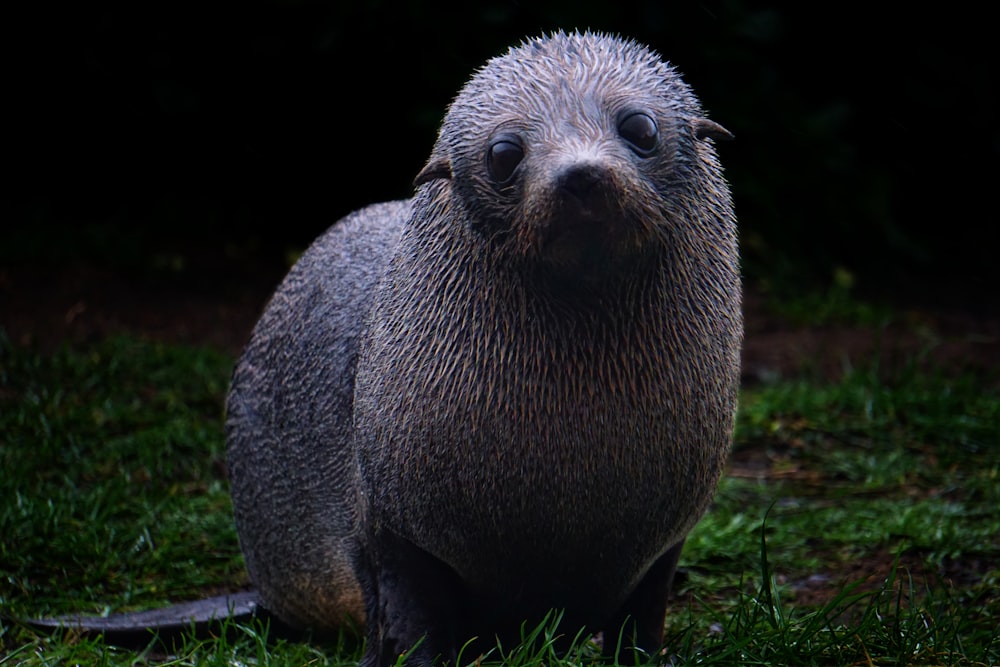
left=619, top=113, right=658, bottom=155
left=487, top=137, right=524, bottom=183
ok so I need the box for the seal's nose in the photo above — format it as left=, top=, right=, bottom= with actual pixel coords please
left=559, top=164, right=601, bottom=199
left=556, top=163, right=612, bottom=211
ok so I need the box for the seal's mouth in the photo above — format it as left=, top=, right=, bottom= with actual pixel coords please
left=532, top=162, right=646, bottom=280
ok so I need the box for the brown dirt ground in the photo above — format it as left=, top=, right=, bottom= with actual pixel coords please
left=4, top=262, right=997, bottom=383
left=2, top=260, right=998, bottom=611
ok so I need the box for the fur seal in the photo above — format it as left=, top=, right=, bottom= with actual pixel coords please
left=227, top=29, right=740, bottom=665
left=30, top=30, right=741, bottom=665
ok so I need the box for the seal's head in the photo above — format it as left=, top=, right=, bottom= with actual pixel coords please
left=415, top=30, right=734, bottom=286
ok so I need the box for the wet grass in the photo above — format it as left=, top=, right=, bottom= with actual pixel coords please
left=1, top=327, right=997, bottom=665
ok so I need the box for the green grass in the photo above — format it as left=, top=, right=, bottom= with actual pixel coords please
left=759, top=265, right=895, bottom=327
left=1, top=326, right=997, bottom=665
left=0, top=333, right=245, bottom=617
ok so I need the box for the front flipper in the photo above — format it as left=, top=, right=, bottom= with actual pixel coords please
left=359, top=532, right=467, bottom=667
left=603, top=540, right=685, bottom=663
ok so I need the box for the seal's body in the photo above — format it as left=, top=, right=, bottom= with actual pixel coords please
left=226, top=30, right=741, bottom=666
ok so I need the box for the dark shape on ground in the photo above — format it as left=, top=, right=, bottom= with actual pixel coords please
left=21, top=591, right=307, bottom=651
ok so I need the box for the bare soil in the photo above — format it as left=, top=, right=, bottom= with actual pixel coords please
left=3, top=261, right=997, bottom=382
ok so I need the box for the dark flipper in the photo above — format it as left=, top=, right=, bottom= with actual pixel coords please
left=603, top=540, right=685, bottom=662
left=359, top=532, right=466, bottom=667
left=22, top=590, right=303, bottom=651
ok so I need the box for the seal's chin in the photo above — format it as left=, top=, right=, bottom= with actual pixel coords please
left=536, top=210, right=651, bottom=286
left=536, top=186, right=651, bottom=284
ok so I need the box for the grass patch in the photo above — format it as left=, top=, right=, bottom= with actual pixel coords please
left=0, top=332, right=245, bottom=621
left=754, top=266, right=894, bottom=328
left=1, top=328, right=998, bottom=664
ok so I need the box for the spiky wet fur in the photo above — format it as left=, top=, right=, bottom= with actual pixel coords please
left=226, top=30, right=741, bottom=666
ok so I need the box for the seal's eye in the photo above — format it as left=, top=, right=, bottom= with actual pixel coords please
left=487, top=137, right=524, bottom=184
left=619, top=113, right=658, bottom=156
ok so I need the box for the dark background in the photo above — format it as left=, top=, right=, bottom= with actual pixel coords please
left=5, top=2, right=997, bottom=315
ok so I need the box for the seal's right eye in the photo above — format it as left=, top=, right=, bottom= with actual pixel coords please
left=487, top=137, right=524, bottom=184
left=619, top=112, right=658, bottom=156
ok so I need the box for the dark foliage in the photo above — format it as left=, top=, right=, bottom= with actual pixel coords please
left=6, top=2, right=996, bottom=309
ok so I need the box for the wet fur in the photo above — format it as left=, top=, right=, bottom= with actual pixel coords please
left=119, top=30, right=738, bottom=666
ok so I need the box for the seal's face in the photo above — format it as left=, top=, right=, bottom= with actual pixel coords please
left=480, top=106, right=668, bottom=281
left=415, top=30, right=732, bottom=286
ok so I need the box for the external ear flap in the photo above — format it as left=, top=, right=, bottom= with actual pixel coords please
left=414, top=156, right=453, bottom=188
left=694, top=118, right=734, bottom=142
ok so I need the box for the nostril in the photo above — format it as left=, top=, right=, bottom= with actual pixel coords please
left=557, top=164, right=608, bottom=201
